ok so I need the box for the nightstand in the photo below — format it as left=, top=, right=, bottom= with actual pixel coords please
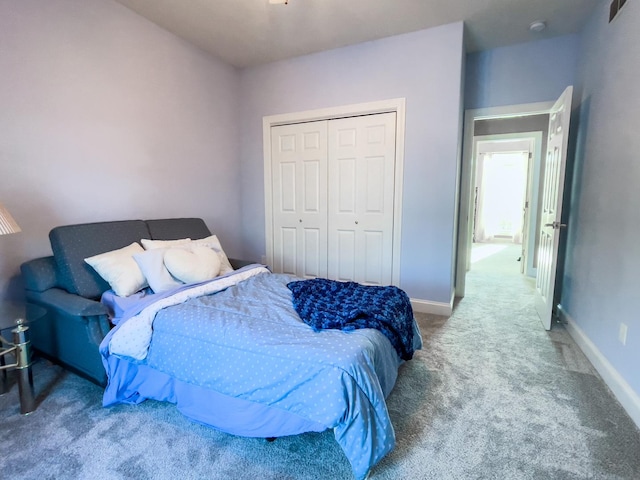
left=0, top=302, right=45, bottom=414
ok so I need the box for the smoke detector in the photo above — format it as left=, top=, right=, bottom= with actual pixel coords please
left=529, top=21, right=547, bottom=33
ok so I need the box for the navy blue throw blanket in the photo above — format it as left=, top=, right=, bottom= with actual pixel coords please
left=287, top=278, right=415, bottom=360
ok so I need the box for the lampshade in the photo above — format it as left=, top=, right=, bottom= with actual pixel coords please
left=0, top=203, right=21, bottom=235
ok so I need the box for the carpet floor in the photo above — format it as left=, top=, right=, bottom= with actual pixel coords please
left=2, top=245, right=639, bottom=479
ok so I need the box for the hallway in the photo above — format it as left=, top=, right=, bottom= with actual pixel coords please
left=470, top=242, right=524, bottom=275
left=403, top=241, right=640, bottom=478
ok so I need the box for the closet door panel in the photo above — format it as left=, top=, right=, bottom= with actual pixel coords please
left=337, top=157, right=357, bottom=214
left=364, top=156, right=385, bottom=213
left=363, top=230, right=384, bottom=285
left=279, top=227, right=297, bottom=275
left=328, top=112, right=396, bottom=285
left=336, top=229, right=356, bottom=281
left=279, top=163, right=297, bottom=212
left=271, top=122, right=328, bottom=278
left=302, top=227, right=322, bottom=278
left=303, top=160, right=321, bottom=213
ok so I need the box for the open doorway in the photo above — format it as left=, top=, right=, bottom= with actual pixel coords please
left=474, top=148, right=528, bottom=244
left=471, top=136, right=537, bottom=277
left=456, top=89, right=574, bottom=331
left=456, top=101, right=553, bottom=297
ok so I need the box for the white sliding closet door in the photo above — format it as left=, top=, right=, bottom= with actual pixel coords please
left=270, top=112, right=397, bottom=284
left=271, top=121, right=328, bottom=278
left=328, top=112, right=397, bottom=285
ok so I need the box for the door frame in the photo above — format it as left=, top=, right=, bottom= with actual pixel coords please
left=263, top=98, right=406, bottom=286
left=473, top=133, right=543, bottom=277
left=456, top=101, right=553, bottom=297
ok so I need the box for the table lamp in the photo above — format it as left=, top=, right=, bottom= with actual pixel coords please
left=0, top=202, right=32, bottom=413
left=0, top=203, right=21, bottom=235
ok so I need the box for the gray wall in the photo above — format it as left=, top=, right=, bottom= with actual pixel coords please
left=238, top=23, right=466, bottom=304
left=474, top=115, right=549, bottom=137
left=466, top=35, right=580, bottom=110
left=0, top=0, right=242, bottom=302
left=561, top=1, right=640, bottom=395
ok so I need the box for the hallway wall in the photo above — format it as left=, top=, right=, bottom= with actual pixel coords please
left=560, top=0, right=640, bottom=420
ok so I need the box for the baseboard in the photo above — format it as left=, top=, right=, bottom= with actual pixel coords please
left=411, top=293, right=453, bottom=317
left=558, top=305, right=640, bottom=430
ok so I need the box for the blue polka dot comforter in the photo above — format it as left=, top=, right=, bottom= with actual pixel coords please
left=100, top=265, right=422, bottom=480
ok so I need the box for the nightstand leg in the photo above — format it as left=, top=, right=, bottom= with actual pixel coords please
left=16, top=367, right=35, bottom=414
left=0, top=353, right=7, bottom=395
left=13, top=323, right=35, bottom=415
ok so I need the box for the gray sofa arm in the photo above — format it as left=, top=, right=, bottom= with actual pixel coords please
left=21, top=256, right=59, bottom=292
left=26, top=288, right=109, bottom=317
left=25, top=288, right=111, bottom=386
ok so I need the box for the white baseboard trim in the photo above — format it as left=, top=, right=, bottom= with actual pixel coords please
left=411, top=294, right=453, bottom=317
left=558, top=305, right=640, bottom=430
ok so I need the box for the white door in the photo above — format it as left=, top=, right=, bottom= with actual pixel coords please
left=535, top=86, right=573, bottom=329
left=327, top=112, right=396, bottom=285
left=271, top=121, right=328, bottom=278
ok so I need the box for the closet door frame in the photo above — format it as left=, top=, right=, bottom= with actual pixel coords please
left=263, top=98, right=406, bottom=286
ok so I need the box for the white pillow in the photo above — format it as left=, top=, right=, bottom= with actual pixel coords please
left=84, top=242, right=147, bottom=297
left=133, top=248, right=183, bottom=294
left=140, top=238, right=191, bottom=250
left=190, top=235, right=234, bottom=275
left=164, top=245, right=221, bottom=284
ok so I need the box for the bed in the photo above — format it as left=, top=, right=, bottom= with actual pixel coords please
left=99, top=264, right=422, bottom=480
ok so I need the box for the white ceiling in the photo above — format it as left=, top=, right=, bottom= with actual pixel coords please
left=114, top=0, right=599, bottom=68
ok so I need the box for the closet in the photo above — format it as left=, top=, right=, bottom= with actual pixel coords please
left=270, top=112, right=397, bottom=285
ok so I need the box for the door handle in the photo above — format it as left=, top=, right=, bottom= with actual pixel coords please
left=545, top=221, right=567, bottom=229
